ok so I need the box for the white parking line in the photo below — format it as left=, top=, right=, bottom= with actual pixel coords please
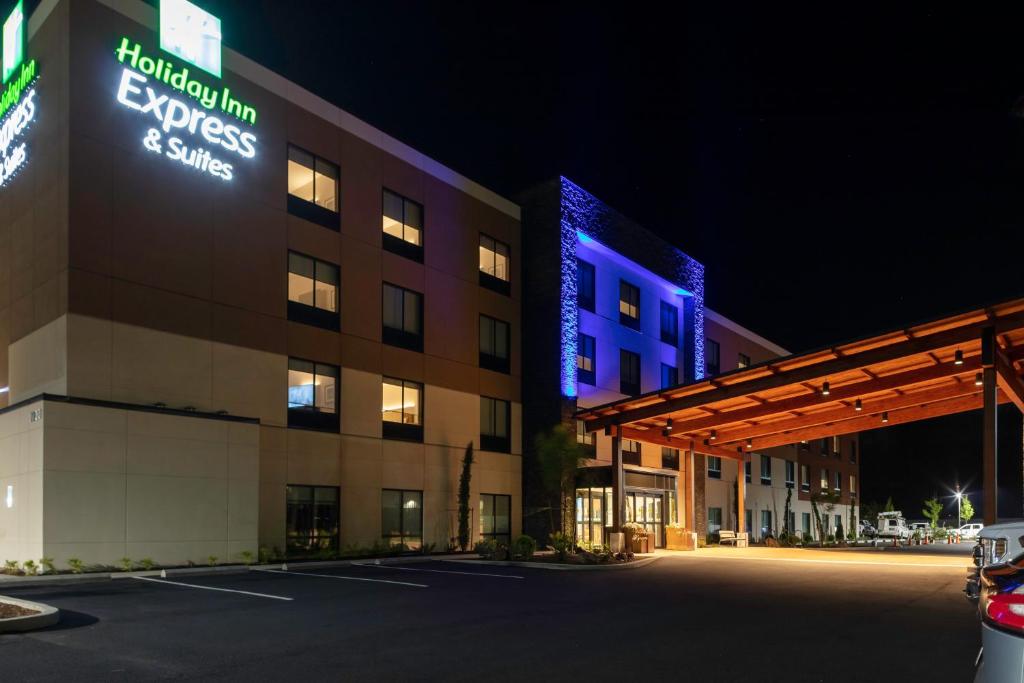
left=352, top=562, right=524, bottom=580
left=669, top=554, right=967, bottom=569
left=252, top=567, right=427, bottom=588
left=132, top=575, right=294, bottom=601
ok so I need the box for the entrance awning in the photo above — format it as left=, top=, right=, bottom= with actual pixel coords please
left=577, top=297, right=1024, bottom=526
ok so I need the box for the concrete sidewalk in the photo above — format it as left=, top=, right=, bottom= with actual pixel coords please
left=657, top=546, right=971, bottom=568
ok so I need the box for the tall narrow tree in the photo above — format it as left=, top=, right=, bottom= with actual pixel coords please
left=457, top=442, right=474, bottom=551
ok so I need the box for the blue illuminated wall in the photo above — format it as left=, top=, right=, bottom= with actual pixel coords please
left=557, top=177, right=705, bottom=398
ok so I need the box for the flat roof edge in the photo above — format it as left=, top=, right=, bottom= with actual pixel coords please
left=70, top=0, right=520, bottom=221
left=704, top=308, right=790, bottom=358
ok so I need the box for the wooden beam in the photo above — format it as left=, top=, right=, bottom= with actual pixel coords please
left=996, top=353, right=1024, bottom=414
left=737, top=393, right=1002, bottom=451
left=707, top=381, right=983, bottom=445
left=580, top=309, right=1024, bottom=432
left=618, top=426, right=743, bottom=461
left=590, top=357, right=980, bottom=435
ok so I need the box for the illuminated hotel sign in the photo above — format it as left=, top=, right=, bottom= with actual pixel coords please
left=0, top=0, right=35, bottom=188
left=114, top=2, right=258, bottom=181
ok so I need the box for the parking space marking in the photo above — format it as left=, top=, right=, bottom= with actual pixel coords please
left=668, top=554, right=966, bottom=569
left=132, top=576, right=294, bottom=601
left=253, top=568, right=427, bottom=588
left=352, top=562, right=524, bottom=579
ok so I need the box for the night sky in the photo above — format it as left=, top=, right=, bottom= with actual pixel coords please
left=117, top=2, right=1024, bottom=518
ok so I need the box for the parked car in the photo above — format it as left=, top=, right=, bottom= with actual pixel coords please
left=858, top=521, right=877, bottom=538
left=966, top=520, right=1024, bottom=603
left=958, top=523, right=985, bottom=541
left=975, top=551, right=1024, bottom=682
left=876, top=511, right=909, bottom=540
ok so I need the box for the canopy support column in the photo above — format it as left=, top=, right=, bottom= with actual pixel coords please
left=611, top=431, right=625, bottom=530
left=737, top=453, right=746, bottom=533
left=983, top=327, right=999, bottom=525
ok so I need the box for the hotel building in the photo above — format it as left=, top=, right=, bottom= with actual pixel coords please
left=0, top=0, right=521, bottom=565
left=521, top=178, right=858, bottom=546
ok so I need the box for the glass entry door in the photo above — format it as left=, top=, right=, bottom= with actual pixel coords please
left=626, top=491, right=665, bottom=548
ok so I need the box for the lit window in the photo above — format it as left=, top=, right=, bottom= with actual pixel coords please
left=479, top=234, right=510, bottom=282
left=382, top=189, right=423, bottom=249
left=382, top=377, right=421, bottom=425
left=619, top=280, right=640, bottom=328
left=287, top=145, right=338, bottom=212
left=577, top=334, right=596, bottom=385
left=288, top=252, right=338, bottom=312
left=480, top=396, right=511, bottom=452
left=850, top=475, right=856, bottom=494
left=382, top=489, right=422, bottom=550
left=287, top=358, right=339, bottom=431
left=576, top=420, right=594, bottom=446
left=382, top=283, right=423, bottom=351
left=820, top=469, right=828, bottom=490
left=480, top=493, right=511, bottom=545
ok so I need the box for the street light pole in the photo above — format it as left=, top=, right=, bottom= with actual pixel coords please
left=956, top=485, right=962, bottom=530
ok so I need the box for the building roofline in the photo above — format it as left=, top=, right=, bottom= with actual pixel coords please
left=36, top=0, right=521, bottom=220
left=703, top=308, right=790, bottom=357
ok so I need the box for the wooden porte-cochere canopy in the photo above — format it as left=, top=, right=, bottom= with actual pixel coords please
left=578, top=298, right=1024, bottom=527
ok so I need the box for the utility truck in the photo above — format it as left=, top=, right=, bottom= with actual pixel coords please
left=876, top=511, right=910, bottom=540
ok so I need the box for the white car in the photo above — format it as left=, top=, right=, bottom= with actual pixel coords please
left=958, top=523, right=985, bottom=540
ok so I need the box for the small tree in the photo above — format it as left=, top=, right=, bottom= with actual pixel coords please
left=457, top=442, right=474, bottom=551
left=783, top=488, right=793, bottom=535
left=922, top=497, right=943, bottom=529
left=535, top=425, right=586, bottom=540
left=961, top=496, right=976, bottom=524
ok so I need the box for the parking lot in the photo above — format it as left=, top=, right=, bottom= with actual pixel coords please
left=0, top=551, right=978, bottom=682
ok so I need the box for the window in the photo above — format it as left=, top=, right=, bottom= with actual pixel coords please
left=785, top=460, right=795, bottom=488
left=707, top=456, right=722, bottom=479
left=760, top=510, right=772, bottom=538
left=706, top=339, right=720, bottom=376
left=850, top=441, right=857, bottom=464
left=661, top=447, right=679, bottom=470
left=708, top=507, right=722, bottom=534
left=801, top=512, right=811, bottom=535
left=832, top=435, right=840, bottom=457
left=382, top=378, right=423, bottom=442
left=382, top=489, right=422, bottom=550
left=820, top=468, right=828, bottom=490
left=479, top=315, right=510, bottom=373
left=850, top=474, right=856, bottom=495
left=620, top=349, right=640, bottom=396
left=285, top=485, right=339, bottom=557
left=800, top=464, right=810, bottom=492
left=621, top=438, right=641, bottom=466
left=382, top=283, right=423, bottom=351
left=619, top=280, right=640, bottom=329
left=479, top=493, right=511, bottom=545
left=577, top=334, right=596, bottom=385
left=287, top=144, right=339, bottom=229
left=576, top=420, right=594, bottom=447
left=480, top=396, right=511, bottom=452
left=479, top=234, right=510, bottom=294
left=287, top=359, right=339, bottom=431
left=381, top=189, right=424, bottom=261
left=660, top=301, right=678, bottom=346
left=287, top=252, right=339, bottom=330
left=820, top=438, right=829, bottom=456
left=835, top=514, right=843, bottom=535
left=834, top=470, right=842, bottom=493
left=660, top=363, right=678, bottom=389
left=577, top=259, right=595, bottom=311
left=745, top=459, right=751, bottom=483
left=760, top=455, right=772, bottom=485
left=738, top=353, right=751, bottom=369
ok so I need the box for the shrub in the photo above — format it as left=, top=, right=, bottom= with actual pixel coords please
left=825, top=534, right=835, bottom=545
left=933, top=528, right=949, bottom=540
left=420, top=542, right=437, bottom=556
left=40, top=557, right=55, bottom=574
left=67, top=558, right=84, bottom=574
left=207, top=555, right=218, bottom=567
left=511, top=535, right=537, bottom=561
left=139, top=558, right=156, bottom=571
left=474, top=538, right=498, bottom=559
left=3, top=559, right=19, bottom=575
left=119, top=557, right=133, bottom=572
left=258, top=546, right=271, bottom=564
left=240, top=550, right=254, bottom=565
left=23, top=559, right=38, bottom=576
left=549, top=531, right=573, bottom=561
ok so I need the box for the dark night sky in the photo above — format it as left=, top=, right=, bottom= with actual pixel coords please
left=119, top=2, right=1024, bottom=517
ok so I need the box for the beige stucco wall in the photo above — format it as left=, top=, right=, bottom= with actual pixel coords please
left=0, top=401, right=45, bottom=563
left=9, top=316, right=68, bottom=402
left=35, top=399, right=259, bottom=567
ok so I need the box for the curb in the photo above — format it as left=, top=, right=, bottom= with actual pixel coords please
left=256, top=556, right=439, bottom=572
left=0, top=595, right=60, bottom=633
left=448, top=555, right=661, bottom=571
left=0, top=572, right=113, bottom=588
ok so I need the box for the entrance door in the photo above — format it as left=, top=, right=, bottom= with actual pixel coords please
left=626, top=491, right=665, bottom=548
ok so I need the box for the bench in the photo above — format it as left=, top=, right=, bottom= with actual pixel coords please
left=718, top=530, right=749, bottom=548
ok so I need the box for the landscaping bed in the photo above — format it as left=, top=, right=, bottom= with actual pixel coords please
left=0, top=602, right=38, bottom=619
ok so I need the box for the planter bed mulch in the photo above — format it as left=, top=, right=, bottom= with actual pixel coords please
left=0, top=602, right=39, bottom=619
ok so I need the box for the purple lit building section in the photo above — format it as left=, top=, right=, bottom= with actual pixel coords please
left=558, top=177, right=705, bottom=398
